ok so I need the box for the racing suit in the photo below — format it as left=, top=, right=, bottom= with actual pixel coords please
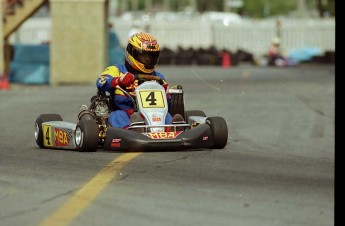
left=96, top=63, right=173, bottom=128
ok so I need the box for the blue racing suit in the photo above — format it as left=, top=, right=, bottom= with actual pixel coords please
left=96, top=63, right=173, bottom=128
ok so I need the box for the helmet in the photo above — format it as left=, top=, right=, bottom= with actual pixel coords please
left=125, top=32, right=160, bottom=74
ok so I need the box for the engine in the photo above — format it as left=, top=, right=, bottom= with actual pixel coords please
left=78, top=91, right=112, bottom=141
left=93, top=98, right=110, bottom=119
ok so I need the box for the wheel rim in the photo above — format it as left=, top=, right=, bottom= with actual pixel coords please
left=75, top=127, right=83, bottom=146
left=34, top=123, right=39, bottom=141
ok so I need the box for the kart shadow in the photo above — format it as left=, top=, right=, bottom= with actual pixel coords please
left=97, top=148, right=212, bottom=153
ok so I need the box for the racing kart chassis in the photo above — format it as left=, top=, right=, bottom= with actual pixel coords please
left=35, top=75, right=228, bottom=152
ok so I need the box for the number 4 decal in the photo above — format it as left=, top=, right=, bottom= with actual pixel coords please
left=43, top=125, right=53, bottom=147
left=145, top=92, right=157, bottom=105
left=139, top=91, right=165, bottom=108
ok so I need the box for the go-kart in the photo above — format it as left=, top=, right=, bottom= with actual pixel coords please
left=34, top=75, right=228, bottom=152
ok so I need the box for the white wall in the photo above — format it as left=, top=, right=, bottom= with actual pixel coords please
left=9, top=16, right=335, bottom=57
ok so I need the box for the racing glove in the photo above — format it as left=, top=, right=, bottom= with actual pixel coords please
left=111, top=72, right=135, bottom=88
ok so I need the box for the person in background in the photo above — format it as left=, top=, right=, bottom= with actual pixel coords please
left=267, top=36, right=299, bottom=67
left=96, top=32, right=184, bottom=130
left=267, top=36, right=287, bottom=66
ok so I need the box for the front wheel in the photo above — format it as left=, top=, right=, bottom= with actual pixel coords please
left=75, top=119, right=99, bottom=152
left=35, top=114, right=63, bottom=148
left=206, top=117, right=228, bottom=149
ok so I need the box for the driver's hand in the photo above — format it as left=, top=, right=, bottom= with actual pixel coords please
left=120, top=72, right=135, bottom=87
left=111, top=72, right=135, bottom=88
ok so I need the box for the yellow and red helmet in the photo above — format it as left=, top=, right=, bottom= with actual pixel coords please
left=125, top=32, right=160, bottom=74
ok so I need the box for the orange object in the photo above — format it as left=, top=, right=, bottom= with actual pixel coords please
left=0, top=73, right=10, bottom=90
left=222, top=51, right=231, bottom=68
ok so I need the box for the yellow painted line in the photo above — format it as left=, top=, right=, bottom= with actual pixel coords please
left=38, top=153, right=142, bottom=226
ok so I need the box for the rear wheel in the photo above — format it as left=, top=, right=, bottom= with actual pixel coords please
left=75, top=119, right=99, bottom=152
left=169, top=85, right=185, bottom=117
left=206, top=117, right=228, bottom=149
left=35, top=114, right=63, bottom=148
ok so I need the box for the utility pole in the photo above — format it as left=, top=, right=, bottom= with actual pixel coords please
left=276, top=19, right=281, bottom=39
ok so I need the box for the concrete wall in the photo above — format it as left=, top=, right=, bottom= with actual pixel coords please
left=50, top=0, right=108, bottom=85
left=0, top=4, right=3, bottom=74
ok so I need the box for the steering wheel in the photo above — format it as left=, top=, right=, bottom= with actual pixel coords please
left=135, top=74, right=164, bottom=85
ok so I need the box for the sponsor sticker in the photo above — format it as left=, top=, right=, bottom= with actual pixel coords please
left=54, top=128, right=70, bottom=146
left=152, top=117, right=161, bottom=122
left=111, top=139, right=121, bottom=148
left=145, top=131, right=182, bottom=139
left=111, top=143, right=121, bottom=148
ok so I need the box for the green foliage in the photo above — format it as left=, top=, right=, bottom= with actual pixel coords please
left=133, top=0, right=334, bottom=17
left=327, top=0, right=335, bottom=16
left=242, top=0, right=296, bottom=18
left=196, top=0, right=223, bottom=12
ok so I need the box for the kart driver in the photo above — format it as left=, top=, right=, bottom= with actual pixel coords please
left=96, top=32, right=184, bottom=129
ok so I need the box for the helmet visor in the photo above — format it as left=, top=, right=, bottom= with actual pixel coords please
left=131, top=46, right=159, bottom=69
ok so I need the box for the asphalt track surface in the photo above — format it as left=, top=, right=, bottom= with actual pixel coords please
left=0, top=65, right=334, bottom=226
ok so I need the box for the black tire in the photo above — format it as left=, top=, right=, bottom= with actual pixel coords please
left=75, top=119, right=99, bottom=152
left=169, top=85, right=185, bottom=117
left=35, top=114, right=63, bottom=148
left=184, top=110, right=207, bottom=122
left=206, top=117, right=228, bottom=149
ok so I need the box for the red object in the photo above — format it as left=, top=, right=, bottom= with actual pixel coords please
left=119, top=72, right=135, bottom=87
left=162, top=83, right=168, bottom=92
left=0, top=73, right=10, bottom=90
left=111, top=77, right=121, bottom=88
left=222, top=52, right=231, bottom=68
left=124, top=108, right=134, bottom=116
left=111, top=72, right=135, bottom=88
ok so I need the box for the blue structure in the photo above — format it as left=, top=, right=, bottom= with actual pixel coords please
left=9, top=31, right=124, bottom=84
left=108, top=30, right=125, bottom=66
left=288, top=47, right=322, bottom=62
left=9, top=44, right=50, bottom=84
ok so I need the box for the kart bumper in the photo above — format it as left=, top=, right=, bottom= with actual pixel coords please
left=103, top=124, right=214, bottom=151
